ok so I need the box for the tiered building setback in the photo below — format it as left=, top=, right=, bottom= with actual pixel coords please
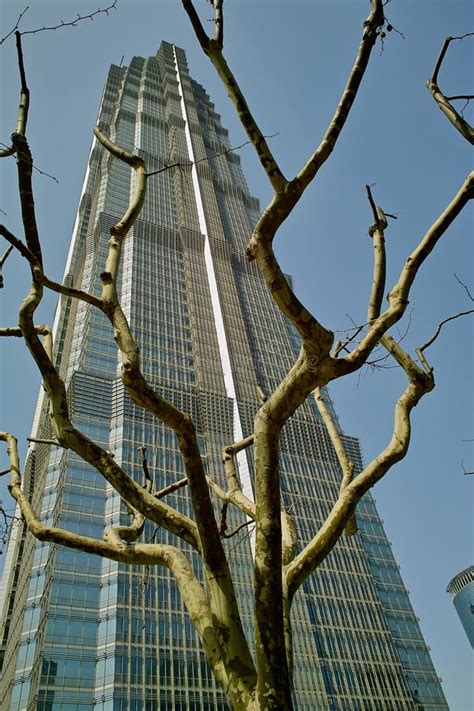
left=0, top=43, right=448, bottom=711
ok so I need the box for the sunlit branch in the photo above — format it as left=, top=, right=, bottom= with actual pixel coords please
left=0, top=430, right=243, bottom=699
left=427, top=34, right=474, bottom=143
left=286, top=362, right=434, bottom=600
left=154, top=477, right=189, bottom=499
left=27, top=437, right=62, bottom=447
left=105, top=479, right=153, bottom=548
left=366, top=184, right=388, bottom=323
left=182, top=0, right=287, bottom=191
left=294, top=0, right=385, bottom=191
left=213, top=0, right=223, bottom=49
left=40, top=272, right=103, bottom=310
left=313, top=388, right=357, bottom=536
left=344, top=172, right=474, bottom=371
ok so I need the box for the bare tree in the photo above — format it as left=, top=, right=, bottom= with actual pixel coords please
left=0, top=2, right=472, bottom=709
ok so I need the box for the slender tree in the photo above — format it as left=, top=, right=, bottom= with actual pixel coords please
left=1, top=2, right=472, bottom=709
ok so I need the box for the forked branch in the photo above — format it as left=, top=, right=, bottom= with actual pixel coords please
left=0, top=430, right=239, bottom=701
left=294, top=0, right=385, bottom=191
left=286, top=359, right=434, bottom=599
left=344, top=172, right=474, bottom=371
left=427, top=34, right=474, bottom=144
left=416, top=309, right=474, bottom=371
left=181, top=0, right=286, bottom=191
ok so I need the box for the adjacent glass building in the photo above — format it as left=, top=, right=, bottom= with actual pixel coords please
left=0, top=42, right=448, bottom=711
left=447, top=565, right=474, bottom=647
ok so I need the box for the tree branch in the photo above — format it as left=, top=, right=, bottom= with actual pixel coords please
left=454, top=272, right=474, bottom=301
left=244, top=7, right=387, bottom=372
left=0, top=31, right=30, bottom=158
left=0, top=223, right=103, bottom=307
left=313, top=388, right=357, bottom=536
left=13, top=2, right=117, bottom=39
left=145, top=136, right=269, bottom=177
left=213, top=0, right=224, bottom=49
left=0, top=223, right=38, bottom=263
left=182, top=0, right=287, bottom=191
left=0, top=429, right=248, bottom=704
left=12, top=131, right=42, bottom=266
left=366, top=184, right=388, bottom=324
left=0, top=324, right=52, bottom=360
left=416, top=309, right=474, bottom=365
left=0, top=6, right=29, bottom=46
left=40, top=272, right=104, bottom=310
left=154, top=477, right=189, bottom=499
left=90, top=127, right=256, bottom=690
left=286, top=361, right=434, bottom=599
left=181, top=0, right=210, bottom=52
left=104, top=478, right=153, bottom=548
left=293, top=0, right=385, bottom=191
left=94, top=127, right=228, bottom=571
left=445, top=94, right=474, bottom=101
left=27, top=436, right=62, bottom=447
left=344, top=172, right=474, bottom=371
left=427, top=34, right=474, bottom=144
left=14, top=242, right=200, bottom=549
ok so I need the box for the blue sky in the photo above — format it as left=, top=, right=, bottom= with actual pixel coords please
left=0, top=1, right=472, bottom=707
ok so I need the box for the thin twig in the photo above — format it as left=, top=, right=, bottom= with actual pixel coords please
left=227, top=523, right=256, bottom=558
left=454, top=273, right=474, bottom=301
left=146, top=135, right=278, bottom=178
left=333, top=324, right=364, bottom=357
left=0, top=144, right=59, bottom=181
left=4, top=2, right=117, bottom=42
left=32, top=163, right=59, bottom=183
left=445, top=95, right=474, bottom=101
left=385, top=19, right=405, bottom=40
left=221, top=518, right=254, bottom=539
left=0, top=6, right=29, bottom=46
left=417, top=309, right=474, bottom=359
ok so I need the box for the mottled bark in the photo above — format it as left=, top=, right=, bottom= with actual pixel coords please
left=427, top=35, right=474, bottom=144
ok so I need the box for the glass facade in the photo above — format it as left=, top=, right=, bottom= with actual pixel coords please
left=447, top=565, right=474, bottom=648
left=0, top=42, right=448, bottom=710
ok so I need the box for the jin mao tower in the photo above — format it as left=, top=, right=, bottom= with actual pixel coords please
left=0, top=42, right=448, bottom=711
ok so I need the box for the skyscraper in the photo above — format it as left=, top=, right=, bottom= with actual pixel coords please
left=447, top=565, right=474, bottom=648
left=0, top=42, right=448, bottom=710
